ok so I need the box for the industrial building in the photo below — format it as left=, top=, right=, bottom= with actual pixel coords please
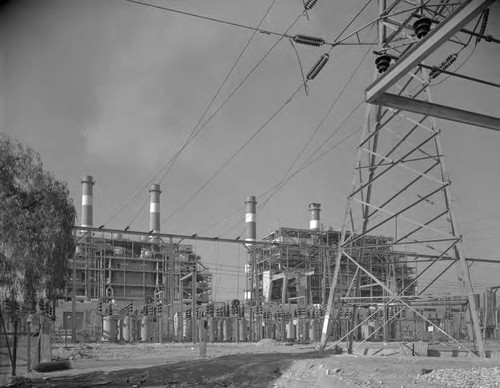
left=62, top=176, right=212, bottom=337
left=58, top=178, right=491, bottom=345
left=244, top=198, right=417, bottom=308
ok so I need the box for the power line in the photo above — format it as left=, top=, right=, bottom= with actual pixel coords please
left=125, top=0, right=293, bottom=40
left=162, top=82, right=305, bottom=226
left=259, top=37, right=374, bottom=212
left=199, top=19, right=378, bottom=237
left=109, top=1, right=378, bottom=228
left=330, top=0, right=374, bottom=44
left=216, top=117, right=365, bottom=240
left=258, top=101, right=366, bottom=212
left=123, top=0, right=279, bottom=228
left=108, top=3, right=303, bottom=228
left=155, top=0, right=280, bottom=184
left=125, top=0, right=379, bottom=48
left=211, top=101, right=366, bottom=239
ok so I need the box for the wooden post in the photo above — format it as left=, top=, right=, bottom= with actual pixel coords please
left=12, top=319, right=18, bottom=377
left=158, top=309, right=163, bottom=344
left=199, top=319, right=207, bottom=357
left=26, top=318, right=31, bottom=373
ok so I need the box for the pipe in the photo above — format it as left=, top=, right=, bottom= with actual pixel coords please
left=309, top=203, right=321, bottom=231
left=149, top=184, right=161, bottom=233
left=81, top=175, right=95, bottom=228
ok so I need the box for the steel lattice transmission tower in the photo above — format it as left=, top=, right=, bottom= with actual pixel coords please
left=320, top=0, right=498, bottom=357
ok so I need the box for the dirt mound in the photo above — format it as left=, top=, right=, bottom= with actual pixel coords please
left=254, top=338, right=280, bottom=347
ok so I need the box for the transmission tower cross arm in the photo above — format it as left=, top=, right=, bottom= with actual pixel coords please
left=365, top=0, right=495, bottom=103
left=376, top=93, right=500, bottom=131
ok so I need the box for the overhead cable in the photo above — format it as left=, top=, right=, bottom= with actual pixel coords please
left=107, top=0, right=279, bottom=227
left=162, top=83, right=305, bottom=226
left=125, top=0, right=377, bottom=48
left=258, top=29, right=376, bottom=212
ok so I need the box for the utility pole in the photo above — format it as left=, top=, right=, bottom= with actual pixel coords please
left=71, top=245, right=77, bottom=343
left=192, top=262, right=197, bottom=343
left=168, top=237, right=175, bottom=340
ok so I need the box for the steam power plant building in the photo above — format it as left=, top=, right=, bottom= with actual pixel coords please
left=62, top=177, right=423, bottom=344
left=66, top=176, right=212, bottom=308
left=244, top=200, right=417, bottom=314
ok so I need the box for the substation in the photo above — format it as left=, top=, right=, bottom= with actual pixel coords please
left=3, top=1, right=500, bottom=371
left=58, top=0, right=500, bottom=356
left=47, top=169, right=498, bottom=351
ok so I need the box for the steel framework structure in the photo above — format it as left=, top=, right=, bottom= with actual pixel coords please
left=68, top=229, right=212, bottom=311
left=247, top=227, right=416, bottom=308
left=320, top=0, right=496, bottom=357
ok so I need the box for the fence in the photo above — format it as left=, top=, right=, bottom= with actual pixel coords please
left=0, top=312, right=52, bottom=384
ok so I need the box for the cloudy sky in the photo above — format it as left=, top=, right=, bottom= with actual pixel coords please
left=2, top=0, right=500, bottom=300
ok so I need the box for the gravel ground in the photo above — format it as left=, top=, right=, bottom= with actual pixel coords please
left=417, top=367, right=500, bottom=388
left=5, top=341, right=500, bottom=388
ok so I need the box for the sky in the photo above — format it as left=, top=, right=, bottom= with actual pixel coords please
left=1, top=0, right=500, bottom=301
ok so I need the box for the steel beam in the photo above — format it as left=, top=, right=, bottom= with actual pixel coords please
left=366, top=0, right=495, bottom=103
left=375, top=92, right=500, bottom=131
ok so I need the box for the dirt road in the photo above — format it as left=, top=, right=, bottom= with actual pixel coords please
left=4, top=341, right=500, bottom=387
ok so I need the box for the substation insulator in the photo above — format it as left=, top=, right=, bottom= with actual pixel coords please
left=38, top=299, right=45, bottom=314
left=306, top=53, right=329, bottom=80
left=375, top=54, right=391, bottom=73
left=476, top=9, right=490, bottom=44
left=304, top=0, right=318, bottom=11
left=44, top=300, right=51, bottom=316
left=293, top=34, right=325, bottom=47
left=436, top=0, right=451, bottom=16
left=413, top=17, right=432, bottom=39
left=430, top=53, right=457, bottom=79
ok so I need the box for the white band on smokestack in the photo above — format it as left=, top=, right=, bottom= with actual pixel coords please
left=309, top=203, right=321, bottom=231
left=245, top=195, right=257, bottom=244
left=149, top=184, right=161, bottom=233
left=81, top=175, right=94, bottom=228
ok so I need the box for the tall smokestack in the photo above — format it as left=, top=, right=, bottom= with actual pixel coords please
left=309, top=203, right=321, bottom=231
left=81, top=175, right=94, bottom=228
left=149, top=184, right=161, bottom=233
left=245, top=196, right=257, bottom=244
